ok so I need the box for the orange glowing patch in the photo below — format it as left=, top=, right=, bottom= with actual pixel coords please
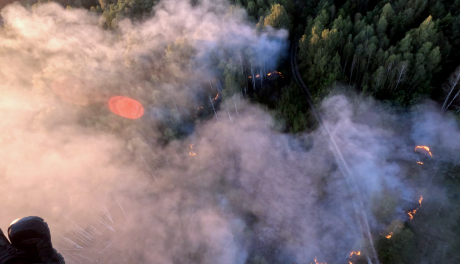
left=415, top=146, right=432, bottom=157
left=108, top=96, right=144, bottom=119
left=408, top=196, right=423, bottom=220
left=313, top=257, right=326, bottom=264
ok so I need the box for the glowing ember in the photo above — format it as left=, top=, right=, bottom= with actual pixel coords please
left=267, top=73, right=271, bottom=76
left=214, top=93, right=219, bottom=100
left=408, top=210, right=416, bottom=220
left=269, top=71, right=284, bottom=78
left=312, top=257, right=326, bottom=264
left=416, top=161, right=424, bottom=164
left=190, top=144, right=194, bottom=149
left=408, top=196, right=423, bottom=220
left=255, top=74, right=260, bottom=78
left=248, top=76, right=252, bottom=79
left=385, top=232, right=393, bottom=239
left=189, top=152, right=196, bottom=157
left=348, top=250, right=361, bottom=264
left=109, top=96, right=144, bottom=119
left=415, top=146, right=433, bottom=157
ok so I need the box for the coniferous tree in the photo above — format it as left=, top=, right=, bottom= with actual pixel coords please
left=263, top=4, right=291, bottom=30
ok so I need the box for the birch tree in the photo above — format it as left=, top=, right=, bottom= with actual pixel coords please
left=373, top=66, right=385, bottom=91
left=442, top=65, right=460, bottom=112
left=392, top=61, right=409, bottom=91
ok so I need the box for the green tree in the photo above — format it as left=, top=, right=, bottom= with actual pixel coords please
left=409, top=16, right=438, bottom=51
left=263, top=4, right=291, bottom=30
left=274, top=83, right=309, bottom=133
left=247, top=1, right=257, bottom=16
left=256, top=0, right=265, bottom=8
left=377, top=14, right=388, bottom=38
left=382, top=3, right=395, bottom=20
left=376, top=228, right=416, bottom=264
left=430, top=1, right=446, bottom=19
left=372, top=66, right=385, bottom=91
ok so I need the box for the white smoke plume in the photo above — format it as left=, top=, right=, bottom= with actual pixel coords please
left=1, top=0, right=459, bottom=263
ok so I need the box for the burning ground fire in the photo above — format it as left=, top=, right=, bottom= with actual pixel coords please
left=270, top=71, right=284, bottom=78
left=416, top=161, right=424, bottom=165
left=312, top=257, right=326, bottom=264
left=248, top=71, right=284, bottom=79
left=415, top=146, right=433, bottom=157
left=383, top=224, right=404, bottom=239
left=189, top=144, right=196, bottom=156
left=348, top=251, right=360, bottom=264
left=408, top=196, right=423, bottom=221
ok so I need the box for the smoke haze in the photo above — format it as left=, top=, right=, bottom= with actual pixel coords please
left=1, top=1, right=459, bottom=263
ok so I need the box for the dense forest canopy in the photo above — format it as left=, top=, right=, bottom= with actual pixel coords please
left=1, top=0, right=460, bottom=264
left=8, top=0, right=460, bottom=107
left=230, top=0, right=460, bottom=107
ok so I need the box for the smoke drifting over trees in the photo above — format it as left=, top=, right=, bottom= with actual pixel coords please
left=1, top=0, right=460, bottom=263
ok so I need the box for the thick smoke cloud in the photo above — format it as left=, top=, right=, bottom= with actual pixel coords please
left=1, top=1, right=459, bottom=263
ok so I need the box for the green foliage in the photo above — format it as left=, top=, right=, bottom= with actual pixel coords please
left=298, top=9, right=343, bottom=98
left=100, top=0, right=159, bottom=28
left=263, top=3, right=291, bottom=30
left=296, top=0, right=457, bottom=106
left=222, top=58, right=245, bottom=99
left=273, top=83, right=310, bottom=133
left=376, top=227, right=416, bottom=264
left=247, top=1, right=257, bottom=16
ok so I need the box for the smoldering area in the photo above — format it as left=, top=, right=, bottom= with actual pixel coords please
left=0, top=1, right=459, bottom=263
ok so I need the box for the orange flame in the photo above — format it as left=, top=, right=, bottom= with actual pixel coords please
left=415, top=146, right=432, bottom=157
left=408, top=196, right=423, bottom=220
left=312, top=257, right=326, bottom=264
left=214, top=93, right=219, bottom=100
left=349, top=251, right=361, bottom=257
left=255, top=74, right=260, bottom=78
left=416, top=161, right=424, bottom=165
left=267, top=73, right=271, bottom=76
left=385, top=232, right=393, bottom=239
left=248, top=76, right=252, bottom=78
left=189, top=152, right=196, bottom=157
left=408, top=210, right=416, bottom=220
